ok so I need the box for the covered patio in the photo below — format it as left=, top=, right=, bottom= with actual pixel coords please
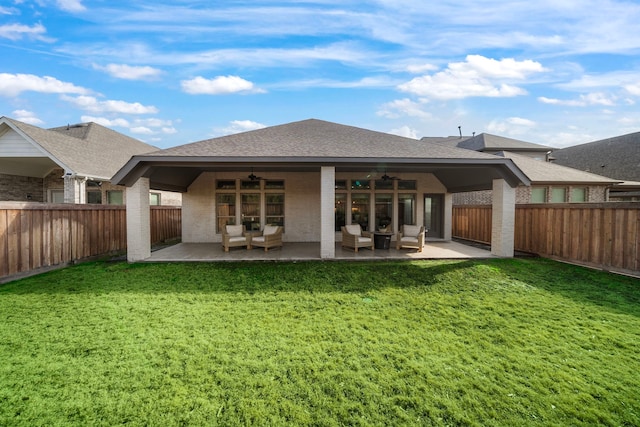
left=112, top=119, right=530, bottom=263
left=146, top=239, right=494, bottom=262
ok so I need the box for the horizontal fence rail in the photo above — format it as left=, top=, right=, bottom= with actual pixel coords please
left=0, top=203, right=181, bottom=280
left=453, top=203, right=640, bottom=275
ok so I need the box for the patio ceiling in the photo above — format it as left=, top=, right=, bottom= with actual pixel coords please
left=112, top=156, right=529, bottom=193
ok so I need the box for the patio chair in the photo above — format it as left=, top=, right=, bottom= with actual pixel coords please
left=222, top=224, right=251, bottom=252
left=341, top=224, right=374, bottom=252
left=396, top=224, right=425, bottom=252
left=250, top=225, right=283, bottom=252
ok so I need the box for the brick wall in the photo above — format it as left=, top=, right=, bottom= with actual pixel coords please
left=0, top=173, right=45, bottom=202
left=453, top=184, right=610, bottom=205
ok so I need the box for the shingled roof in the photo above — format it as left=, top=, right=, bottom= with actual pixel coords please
left=113, top=119, right=530, bottom=193
left=1, top=117, right=158, bottom=180
left=148, top=119, right=497, bottom=160
left=456, top=133, right=552, bottom=153
left=498, top=151, right=620, bottom=184
left=552, top=131, right=640, bottom=182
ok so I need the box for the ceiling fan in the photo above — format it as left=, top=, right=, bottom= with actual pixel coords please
left=247, top=168, right=263, bottom=181
left=380, top=171, right=399, bottom=181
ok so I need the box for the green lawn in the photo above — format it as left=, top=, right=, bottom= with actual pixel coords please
left=0, top=258, right=638, bottom=426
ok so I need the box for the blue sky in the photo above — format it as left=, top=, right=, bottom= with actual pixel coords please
left=1, top=0, right=640, bottom=149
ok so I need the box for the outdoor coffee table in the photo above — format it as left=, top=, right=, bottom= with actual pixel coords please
left=373, top=232, right=393, bottom=249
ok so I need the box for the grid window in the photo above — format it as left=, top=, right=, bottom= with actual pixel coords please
left=216, top=194, right=236, bottom=233
left=530, top=187, right=547, bottom=203
left=551, top=187, right=567, bottom=203
left=571, top=187, right=587, bottom=202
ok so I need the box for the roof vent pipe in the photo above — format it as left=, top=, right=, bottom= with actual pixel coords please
left=458, top=126, right=462, bottom=138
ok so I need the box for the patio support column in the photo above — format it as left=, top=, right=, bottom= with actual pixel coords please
left=126, top=177, right=151, bottom=262
left=320, top=166, right=335, bottom=259
left=491, top=178, right=516, bottom=257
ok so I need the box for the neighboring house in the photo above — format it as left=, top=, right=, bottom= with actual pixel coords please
left=428, top=132, right=620, bottom=205
left=426, top=132, right=554, bottom=160
left=0, top=116, right=181, bottom=206
left=453, top=151, right=620, bottom=205
left=552, top=131, right=640, bottom=201
left=112, top=119, right=530, bottom=261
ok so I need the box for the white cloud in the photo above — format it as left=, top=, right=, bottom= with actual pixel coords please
left=130, top=126, right=154, bottom=135
left=389, top=125, right=418, bottom=139
left=57, top=0, right=86, bottom=13
left=398, top=55, right=546, bottom=100
left=80, top=116, right=131, bottom=128
left=0, top=73, right=90, bottom=97
left=93, top=63, right=162, bottom=80
left=486, top=117, right=536, bottom=136
left=181, top=75, right=262, bottom=95
left=218, top=120, right=267, bottom=135
left=161, top=127, right=177, bottom=134
left=0, top=23, right=52, bottom=41
left=62, top=95, right=159, bottom=114
left=377, top=98, right=431, bottom=119
left=80, top=116, right=178, bottom=137
left=12, top=110, right=44, bottom=125
left=625, top=83, right=640, bottom=96
left=538, top=92, right=616, bottom=107
left=406, top=63, right=438, bottom=74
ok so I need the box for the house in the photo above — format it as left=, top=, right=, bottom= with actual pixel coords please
left=0, top=116, right=181, bottom=205
left=552, top=131, right=640, bottom=201
left=428, top=133, right=620, bottom=205
left=112, top=119, right=530, bottom=261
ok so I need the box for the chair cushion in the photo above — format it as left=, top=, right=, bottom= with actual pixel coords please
left=401, top=237, right=419, bottom=243
left=226, top=224, right=244, bottom=237
left=357, top=236, right=372, bottom=244
left=402, top=225, right=421, bottom=237
left=252, top=236, right=265, bottom=243
left=345, top=224, right=361, bottom=236
left=228, top=236, right=247, bottom=243
left=263, top=225, right=279, bottom=236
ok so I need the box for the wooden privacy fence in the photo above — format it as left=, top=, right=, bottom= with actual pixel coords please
left=0, top=203, right=181, bottom=280
left=453, top=203, right=640, bottom=275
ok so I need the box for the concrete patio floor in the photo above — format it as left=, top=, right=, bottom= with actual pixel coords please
left=145, top=239, right=495, bottom=262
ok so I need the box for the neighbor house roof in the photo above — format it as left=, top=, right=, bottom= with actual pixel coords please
left=454, top=133, right=552, bottom=153
left=113, top=119, right=530, bottom=193
left=551, top=131, right=640, bottom=182
left=498, top=151, right=621, bottom=184
left=0, top=116, right=158, bottom=180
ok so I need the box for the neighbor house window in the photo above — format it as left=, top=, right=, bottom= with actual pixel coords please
left=50, top=190, right=64, bottom=203
left=149, top=193, right=161, bottom=206
left=87, top=191, right=102, bottom=204
left=551, top=187, right=567, bottom=203
left=86, top=181, right=102, bottom=204
left=571, top=187, right=587, bottom=202
left=107, top=190, right=124, bottom=205
left=216, top=194, right=236, bottom=233
left=530, top=187, right=547, bottom=203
